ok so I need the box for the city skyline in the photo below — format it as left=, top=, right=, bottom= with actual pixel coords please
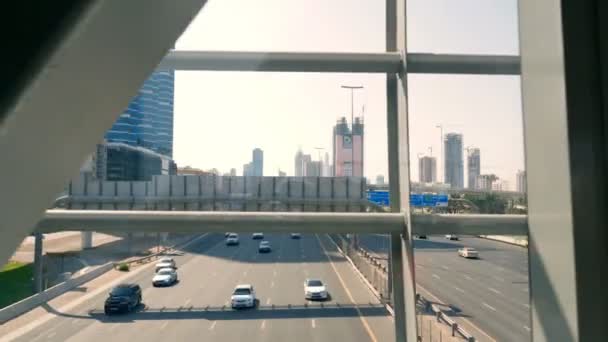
left=171, top=0, right=524, bottom=185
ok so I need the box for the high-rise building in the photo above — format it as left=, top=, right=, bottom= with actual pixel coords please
left=444, top=133, right=464, bottom=188
left=376, top=175, right=385, bottom=185
left=306, top=161, right=322, bottom=177
left=476, top=174, right=498, bottom=191
left=105, top=71, right=175, bottom=157
left=94, top=143, right=175, bottom=181
left=418, top=156, right=437, bottom=183
left=516, top=170, right=527, bottom=193
left=243, top=163, right=252, bottom=176
left=230, top=168, right=237, bottom=177
left=278, top=170, right=287, bottom=177
left=492, top=180, right=510, bottom=191
left=333, top=117, right=364, bottom=177
left=323, top=152, right=330, bottom=177
left=252, top=148, right=263, bottom=176
left=294, top=149, right=307, bottom=177
left=467, top=148, right=480, bottom=189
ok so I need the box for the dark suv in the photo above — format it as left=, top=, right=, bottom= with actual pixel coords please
left=104, top=284, right=142, bottom=315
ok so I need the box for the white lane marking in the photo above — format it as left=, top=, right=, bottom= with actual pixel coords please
left=209, top=321, right=217, bottom=330
left=432, top=274, right=440, bottom=280
left=273, top=270, right=277, bottom=277
left=454, top=286, right=465, bottom=293
left=185, top=299, right=192, bottom=306
left=266, top=298, right=271, bottom=305
left=464, top=274, right=473, bottom=281
left=311, top=319, right=316, bottom=328
left=441, top=265, right=449, bottom=270
left=270, top=281, right=274, bottom=288
left=522, top=303, right=530, bottom=309
left=488, top=287, right=501, bottom=295
left=524, top=325, right=531, bottom=332
left=260, top=320, right=266, bottom=330
left=160, top=321, right=169, bottom=330
left=493, top=276, right=505, bottom=282
left=482, top=302, right=497, bottom=312
left=243, top=270, right=248, bottom=276
left=315, top=235, right=378, bottom=342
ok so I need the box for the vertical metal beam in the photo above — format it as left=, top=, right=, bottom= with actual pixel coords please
left=392, top=0, right=418, bottom=341
left=519, top=0, right=608, bottom=341
left=387, top=0, right=416, bottom=340
left=33, top=233, right=43, bottom=293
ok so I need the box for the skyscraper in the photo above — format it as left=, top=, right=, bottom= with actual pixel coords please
left=323, top=152, right=330, bottom=177
left=252, top=148, right=264, bottom=176
left=418, top=156, right=437, bottom=183
left=333, top=117, right=364, bottom=177
left=295, top=149, right=305, bottom=176
left=444, top=133, right=464, bottom=188
left=516, top=170, right=527, bottom=193
left=467, top=148, right=480, bottom=189
left=243, top=163, right=252, bottom=176
left=105, top=71, right=175, bottom=157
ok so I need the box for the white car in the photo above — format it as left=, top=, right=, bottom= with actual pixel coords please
left=231, top=284, right=256, bottom=309
left=252, top=233, right=264, bottom=240
left=226, top=233, right=239, bottom=246
left=152, top=268, right=178, bottom=286
left=304, top=278, right=329, bottom=300
left=458, top=247, right=479, bottom=259
left=258, top=240, right=271, bottom=253
left=158, top=257, right=176, bottom=267
left=445, top=234, right=459, bottom=241
left=290, top=233, right=301, bottom=239
left=155, top=261, right=176, bottom=273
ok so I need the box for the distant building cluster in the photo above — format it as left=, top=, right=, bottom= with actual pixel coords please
left=243, top=148, right=264, bottom=177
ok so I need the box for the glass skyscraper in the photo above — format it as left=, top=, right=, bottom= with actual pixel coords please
left=105, top=71, right=175, bottom=157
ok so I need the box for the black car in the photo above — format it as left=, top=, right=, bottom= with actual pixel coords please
left=104, top=284, right=142, bottom=315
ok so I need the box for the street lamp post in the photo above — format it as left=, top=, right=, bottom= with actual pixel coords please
left=341, top=85, right=364, bottom=177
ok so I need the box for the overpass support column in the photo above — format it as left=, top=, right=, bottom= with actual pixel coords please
left=33, top=233, right=43, bottom=293
left=81, top=231, right=93, bottom=249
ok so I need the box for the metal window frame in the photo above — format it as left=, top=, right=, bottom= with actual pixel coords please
left=0, top=1, right=543, bottom=342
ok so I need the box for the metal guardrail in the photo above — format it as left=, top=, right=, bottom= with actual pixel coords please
left=417, top=296, right=475, bottom=342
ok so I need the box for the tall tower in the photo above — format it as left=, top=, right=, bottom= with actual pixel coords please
left=252, top=148, right=263, bottom=176
left=418, top=156, right=437, bottom=183
left=333, top=117, right=364, bottom=177
left=105, top=71, right=175, bottom=157
left=467, top=148, right=480, bottom=189
left=444, top=133, right=464, bottom=188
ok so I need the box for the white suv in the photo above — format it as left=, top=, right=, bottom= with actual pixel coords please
left=226, top=233, right=239, bottom=246
left=231, top=284, right=256, bottom=309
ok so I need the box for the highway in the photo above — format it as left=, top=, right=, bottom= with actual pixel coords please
left=9, top=233, right=395, bottom=342
left=359, top=234, right=531, bottom=342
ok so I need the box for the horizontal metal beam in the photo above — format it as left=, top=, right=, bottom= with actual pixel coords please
left=411, top=214, right=528, bottom=235
left=37, top=210, right=405, bottom=234
left=156, top=51, right=403, bottom=73
left=156, top=50, right=521, bottom=75
left=407, top=53, right=520, bottom=75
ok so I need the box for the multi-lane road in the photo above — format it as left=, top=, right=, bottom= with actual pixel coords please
left=359, top=234, right=531, bottom=342
left=9, top=233, right=395, bottom=342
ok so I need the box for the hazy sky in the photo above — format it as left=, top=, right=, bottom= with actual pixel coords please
left=172, top=0, right=523, bottom=188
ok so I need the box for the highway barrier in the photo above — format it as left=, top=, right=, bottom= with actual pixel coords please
left=418, top=297, right=475, bottom=342
left=0, top=262, right=113, bottom=323
left=479, top=235, right=528, bottom=247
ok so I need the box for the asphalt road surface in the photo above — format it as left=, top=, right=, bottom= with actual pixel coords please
left=359, top=234, right=531, bottom=342
left=10, top=233, right=395, bottom=342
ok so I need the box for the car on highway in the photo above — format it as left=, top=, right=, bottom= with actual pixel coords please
left=158, top=257, right=176, bottom=267
left=416, top=235, right=427, bottom=239
left=104, top=284, right=142, bottom=315
left=304, top=278, right=329, bottom=300
left=153, top=267, right=178, bottom=286
left=258, top=240, right=271, bottom=253
left=458, top=247, right=479, bottom=259
left=445, top=234, right=459, bottom=240
left=231, top=284, right=256, bottom=309
left=290, top=233, right=301, bottom=239
left=252, top=232, right=264, bottom=239
left=155, top=260, right=177, bottom=273
left=226, top=233, right=239, bottom=246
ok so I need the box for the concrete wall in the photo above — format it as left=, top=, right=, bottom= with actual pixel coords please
left=67, top=175, right=369, bottom=212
